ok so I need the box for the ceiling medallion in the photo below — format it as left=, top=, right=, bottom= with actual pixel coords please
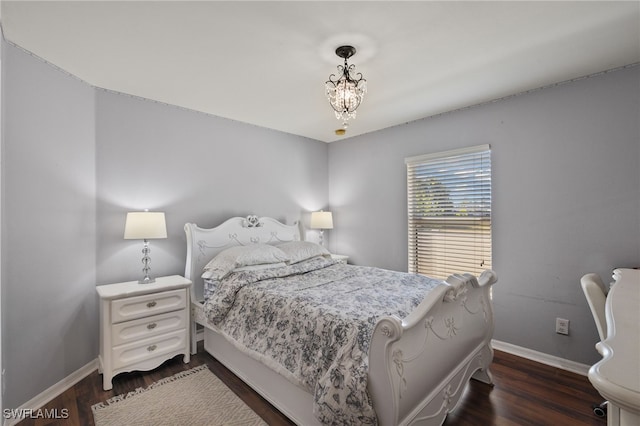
left=325, top=45, right=367, bottom=132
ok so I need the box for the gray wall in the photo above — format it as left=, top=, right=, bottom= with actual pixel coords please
left=1, top=41, right=97, bottom=407
left=1, top=39, right=328, bottom=408
left=328, top=65, right=640, bottom=365
left=95, top=91, right=329, bottom=285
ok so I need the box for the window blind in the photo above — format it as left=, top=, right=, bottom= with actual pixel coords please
left=406, top=145, right=491, bottom=279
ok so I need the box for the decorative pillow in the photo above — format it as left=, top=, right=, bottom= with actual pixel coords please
left=277, top=241, right=331, bottom=264
left=201, top=244, right=290, bottom=279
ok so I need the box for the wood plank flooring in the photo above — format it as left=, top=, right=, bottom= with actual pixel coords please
left=16, top=343, right=606, bottom=426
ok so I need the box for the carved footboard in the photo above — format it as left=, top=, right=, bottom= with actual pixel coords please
left=369, top=270, right=497, bottom=426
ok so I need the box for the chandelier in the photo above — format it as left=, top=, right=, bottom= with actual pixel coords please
left=325, top=45, right=367, bottom=125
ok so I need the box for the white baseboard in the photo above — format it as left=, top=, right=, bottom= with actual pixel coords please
left=3, top=359, right=98, bottom=426
left=492, top=339, right=590, bottom=376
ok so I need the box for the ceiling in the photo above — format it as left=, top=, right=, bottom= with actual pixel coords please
left=1, top=1, right=638, bottom=142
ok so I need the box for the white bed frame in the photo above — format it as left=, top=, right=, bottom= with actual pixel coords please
left=184, top=215, right=497, bottom=426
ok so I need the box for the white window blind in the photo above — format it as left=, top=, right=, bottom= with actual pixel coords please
left=406, top=145, right=491, bottom=279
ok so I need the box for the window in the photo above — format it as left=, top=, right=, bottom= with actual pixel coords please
left=406, top=145, right=491, bottom=279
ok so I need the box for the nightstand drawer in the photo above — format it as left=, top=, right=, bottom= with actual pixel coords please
left=111, top=310, right=187, bottom=346
left=111, top=289, right=186, bottom=323
left=112, top=329, right=187, bottom=370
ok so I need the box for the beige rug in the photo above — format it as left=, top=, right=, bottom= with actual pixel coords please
left=92, top=365, right=266, bottom=426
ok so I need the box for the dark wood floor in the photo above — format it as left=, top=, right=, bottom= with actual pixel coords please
left=18, top=342, right=606, bottom=426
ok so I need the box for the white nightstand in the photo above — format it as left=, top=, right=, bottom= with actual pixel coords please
left=331, top=254, right=349, bottom=264
left=96, top=275, right=192, bottom=390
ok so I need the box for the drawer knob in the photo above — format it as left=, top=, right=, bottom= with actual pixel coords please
left=146, top=301, right=157, bottom=308
left=147, top=323, right=157, bottom=330
left=147, top=344, right=157, bottom=352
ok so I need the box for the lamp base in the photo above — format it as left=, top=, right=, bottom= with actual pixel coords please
left=138, top=239, right=155, bottom=284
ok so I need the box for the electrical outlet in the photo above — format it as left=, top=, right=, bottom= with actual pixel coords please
left=556, top=318, right=570, bottom=335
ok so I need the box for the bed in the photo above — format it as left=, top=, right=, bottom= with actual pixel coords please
left=184, top=215, right=497, bottom=426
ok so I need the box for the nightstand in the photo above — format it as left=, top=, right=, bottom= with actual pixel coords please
left=331, top=254, right=349, bottom=264
left=96, top=275, right=192, bottom=390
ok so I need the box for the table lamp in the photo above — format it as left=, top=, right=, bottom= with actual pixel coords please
left=124, top=211, right=167, bottom=284
left=310, top=211, right=333, bottom=246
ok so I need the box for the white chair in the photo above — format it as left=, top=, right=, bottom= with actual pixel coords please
left=581, top=273, right=608, bottom=343
left=580, top=272, right=608, bottom=418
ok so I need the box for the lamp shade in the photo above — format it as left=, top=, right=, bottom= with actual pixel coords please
left=310, top=211, right=333, bottom=230
left=124, top=212, right=167, bottom=240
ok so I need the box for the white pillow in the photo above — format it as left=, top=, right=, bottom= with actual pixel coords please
left=233, top=262, right=288, bottom=273
left=202, top=244, right=290, bottom=279
left=277, top=241, right=331, bottom=264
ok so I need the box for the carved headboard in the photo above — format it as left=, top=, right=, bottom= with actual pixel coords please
left=184, top=215, right=302, bottom=302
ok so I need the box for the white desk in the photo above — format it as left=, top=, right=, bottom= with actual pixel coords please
left=588, top=268, right=640, bottom=426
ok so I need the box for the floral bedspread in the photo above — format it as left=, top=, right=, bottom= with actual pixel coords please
left=203, top=256, right=443, bottom=425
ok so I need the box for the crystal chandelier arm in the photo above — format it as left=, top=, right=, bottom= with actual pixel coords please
left=325, top=64, right=346, bottom=86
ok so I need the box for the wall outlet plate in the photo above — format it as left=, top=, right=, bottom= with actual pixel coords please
left=556, top=318, right=570, bottom=335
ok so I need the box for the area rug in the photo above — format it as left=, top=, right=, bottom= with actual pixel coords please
left=91, top=365, right=266, bottom=426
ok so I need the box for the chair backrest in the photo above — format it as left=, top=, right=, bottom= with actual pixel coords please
left=580, top=273, right=608, bottom=341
